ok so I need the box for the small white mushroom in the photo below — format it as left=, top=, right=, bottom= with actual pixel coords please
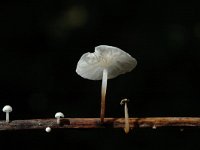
left=2, top=105, right=13, bottom=123
left=76, top=45, right=137, bottom=123
left=45, top=127, right=51, bottom=133
left=55, top=112, right=64, bottom=125
left=120, top=99, right=130, bottom=134
left=152, top=125, right=157, bottom=129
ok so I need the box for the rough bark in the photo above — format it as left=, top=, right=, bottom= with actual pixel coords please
left=0, top=117, right=200, bottom=131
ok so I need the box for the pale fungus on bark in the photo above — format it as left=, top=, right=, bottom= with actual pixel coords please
left=76, top=45, right=137, bottom=123
left=2, top=105, right=13, bottom=123
left=55, top=112, right=64, bottom=125
left=120, top=99, right=130, bottom=134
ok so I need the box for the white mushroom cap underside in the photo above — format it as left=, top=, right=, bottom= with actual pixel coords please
left=2, top=105, right=12, bottom=112
left=76, top=45, right=137, bottom=80
left=55, top=112, right=64, bottom=118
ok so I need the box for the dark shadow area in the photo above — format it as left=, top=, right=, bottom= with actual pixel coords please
left=0, top=0, right=200, bottom=149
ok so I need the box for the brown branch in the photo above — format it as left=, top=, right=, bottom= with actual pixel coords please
left=0, top=117, right=200, bottom=131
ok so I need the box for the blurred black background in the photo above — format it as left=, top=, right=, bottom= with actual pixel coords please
left=0, top=0, right=200, bottom=150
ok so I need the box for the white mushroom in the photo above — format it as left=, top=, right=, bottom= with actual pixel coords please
left=76, top=45, right=137, bottom=123
left=2, top=105, right=13, bottom=123
left=45, top=127, right=51, bottom=133
left=120, top=99, right=130, bottom=134
left=55, top=112, right=64, bottom=125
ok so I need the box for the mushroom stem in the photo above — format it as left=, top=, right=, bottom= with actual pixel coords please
left=120, top=99, right=130, bottom=134
left=124, top=102, right=129, bottom=133
left=100, top=69, right=108, bottom=123
left=6, top=112, right=9, bottom=123
left=57, top=118, right=60, bottom=125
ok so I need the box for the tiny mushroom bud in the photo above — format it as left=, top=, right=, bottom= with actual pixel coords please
left=76, top=45, right=137, bottom=123
left=45, top=127, right=51, bottom=133
left=55, top=112, right=64, bottom=125
left=2, top=105, right=13, bottom=123
left=120, top=99, right=130, bottom=134
left=152, top=125, right=157, bottom=129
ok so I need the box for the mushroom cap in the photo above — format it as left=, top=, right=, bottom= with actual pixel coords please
left=45, top=127, right=51, bottom=132
left=120, top=98, right=129, bottom=105
left=55, top=112, right=64, bottom=118
left=76, top=45, right=137, bottom=80
left=2, top=105, right=12, bottom=112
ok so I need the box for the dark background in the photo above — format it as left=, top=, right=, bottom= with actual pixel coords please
left=0, top=0, right=200, bottom=150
